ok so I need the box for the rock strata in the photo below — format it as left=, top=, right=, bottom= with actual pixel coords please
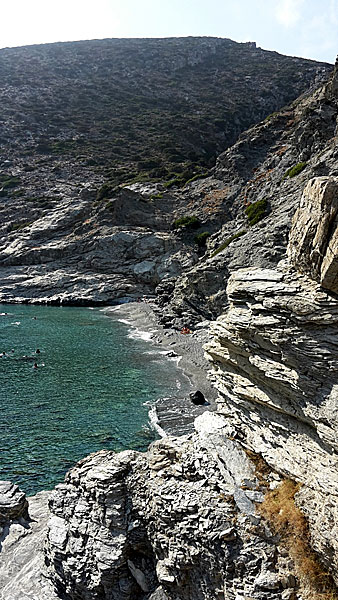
left=0, top=480, right=29, bottom=525
left=288, top=176, right=338, bottom=293
left=205, top=176, right=338, bottom=582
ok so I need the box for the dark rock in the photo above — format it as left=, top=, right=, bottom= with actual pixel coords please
left=189, top=390, right=206, bottom=405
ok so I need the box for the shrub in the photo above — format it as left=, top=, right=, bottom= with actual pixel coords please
left=96, top=182, right=115, bottom=201
left=173, top=215, right=201, bottom=230
left=245, top=198, right=268, bottom=226
left=150, top=193, right=163, bottom=200
left=195, top=231, right=210, bottom=247
left=283, top=162, right=307, bottom=179
left=211, top=230, right=246, bottom=257
left=184, top=172, right=208, bottom=186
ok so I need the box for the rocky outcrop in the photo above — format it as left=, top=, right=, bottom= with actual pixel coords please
left=288, top=177, right=338, bottom=293
left=156, top=59, right=338, bottom=326
left=44, top=413, right=296, bottom=600
left=0, top=483, right=56, bottom=600
left=0, top=188, right=198, bottom=304
left=205, top=176, right=338, bottom=582
left=0, top=480, right=29, bottom=525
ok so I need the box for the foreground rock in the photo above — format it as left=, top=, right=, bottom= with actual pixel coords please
left=0, top=487, right=57, bottom=600
left=0, top=480, right=29, bottom=525
left=45, top=413, right=294, bottom=600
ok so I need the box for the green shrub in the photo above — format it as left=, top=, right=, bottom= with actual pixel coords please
left=195, top=231, right=210, bottom=247
left=184, top=172, right=208, bottom=186
left=173, top=215, right=201, bottom=230
left=211, top=230, right=246, bottom=257
left=245, top=198, right=268, bottom=226
left=150, top=193, right=163, bottom=200
left=8, top=221, right=33, bottom=232
left=96, top=182, right=115, bottom=201
left=164, top=177, right=180, bottom=189
left=0, top=175, right=21, bottom=190
left=283, top=162, right=307, bottom=179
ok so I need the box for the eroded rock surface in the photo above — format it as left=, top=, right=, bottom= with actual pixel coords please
left=45, top=413, right=296, bottom=600
left=0, top=488, right=57, bottom=600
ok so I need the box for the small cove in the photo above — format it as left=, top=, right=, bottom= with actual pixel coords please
left=0, top=303, right=190, bottom=495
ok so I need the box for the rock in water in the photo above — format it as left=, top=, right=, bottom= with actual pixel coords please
left=189, top=390, right=206, bottom=405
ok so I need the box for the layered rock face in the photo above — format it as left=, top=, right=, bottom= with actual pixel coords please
left=288, top=177, right=338, bottom=293
left=158, top=59, right=338, bottom=327
left=45, top=414, right=296, bottom=600
left=205, top=176, right=338, bottom=581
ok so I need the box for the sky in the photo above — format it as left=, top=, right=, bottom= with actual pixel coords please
left=0, top=0, right=337, bottom=64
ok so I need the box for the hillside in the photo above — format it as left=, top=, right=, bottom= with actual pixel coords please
left=0, top=37, right=332, bottom=304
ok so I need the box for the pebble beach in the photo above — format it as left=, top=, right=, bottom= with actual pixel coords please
left=104, top=302, right=218, bottom=437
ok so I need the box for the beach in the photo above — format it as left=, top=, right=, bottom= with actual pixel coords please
left=104, top=302, right=218, bottom=437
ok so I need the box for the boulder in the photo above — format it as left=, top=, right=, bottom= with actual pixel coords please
left=189, top=390, right=206, bottom=405
left=0, top=481, right=29, bottom=524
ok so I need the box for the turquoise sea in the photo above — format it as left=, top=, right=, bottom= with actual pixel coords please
left=0, top=304, right=189, bottom=495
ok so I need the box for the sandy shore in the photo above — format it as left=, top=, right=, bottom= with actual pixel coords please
left=103, top=302, right=217, bottom=437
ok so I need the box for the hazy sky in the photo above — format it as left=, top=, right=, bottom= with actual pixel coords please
left=0, top=0, right=337, bottom=63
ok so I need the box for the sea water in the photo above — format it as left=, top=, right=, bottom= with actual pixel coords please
left=0, top=303, right=190, bottom=495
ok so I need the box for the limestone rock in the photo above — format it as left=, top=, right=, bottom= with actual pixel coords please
left=44, top=417, right=292, bottom=599
left=0, top=491, right=57, bottom=600
left=205, top=264, right=338, bottom=581
left=288, top=177, right=338, bottom=293
left=0, top=480, right=29, bottom=524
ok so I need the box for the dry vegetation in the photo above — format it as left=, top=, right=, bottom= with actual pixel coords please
left=259, top=479, right=338, bottom=600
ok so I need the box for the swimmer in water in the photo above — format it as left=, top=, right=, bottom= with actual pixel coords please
left=33, top=362, right=38, bottom=369
left=36, top=349, right=41, bottom=354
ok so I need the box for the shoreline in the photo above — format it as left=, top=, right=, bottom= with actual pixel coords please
left=103, top=302, right=218, bottom=437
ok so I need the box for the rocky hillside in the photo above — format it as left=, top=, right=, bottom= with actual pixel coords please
left=0, top=37, right=332, bottom=304
left=157, top=57, right=338, bottom=327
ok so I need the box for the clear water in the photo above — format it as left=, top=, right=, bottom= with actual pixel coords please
left=0, top=303, right=189, bottom=495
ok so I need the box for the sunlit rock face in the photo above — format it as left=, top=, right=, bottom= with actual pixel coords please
left=205, top=177, right=338, bottom=581
left=44, top=415, right=297, bottom=600
left=288, top=177, right=338, bottom=293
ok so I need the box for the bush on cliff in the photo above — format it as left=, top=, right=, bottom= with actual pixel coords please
left=210, top=230, right=246, bottom=257
left=283, top=162, right=307, bottom=179
left=173, top=215, right=201, bottom=230
left=245, top=198, right=268, bottom=226
left=194, top=231, right=211, bottom=247
left=259, top=479, right=338, bottom=599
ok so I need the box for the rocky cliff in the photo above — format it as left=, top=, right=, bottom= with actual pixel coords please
left=0, top=39, right=337, bottom=600
left=156, top=58, right=338, bottom=328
